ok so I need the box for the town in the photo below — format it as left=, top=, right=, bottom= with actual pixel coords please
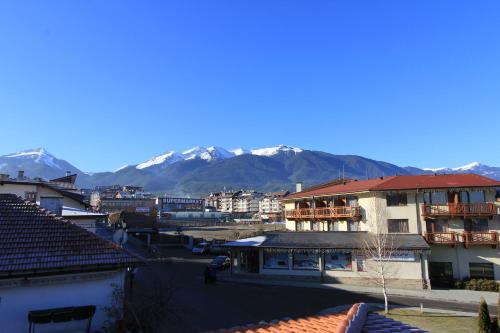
left=2, top=1, right=499, bottom=332
left=1, top=168, right=500, bottom=332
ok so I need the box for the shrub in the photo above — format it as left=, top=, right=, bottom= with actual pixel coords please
left=478, top=297, right=491, bottom=333
left=455, top=279, right=499, bottom=292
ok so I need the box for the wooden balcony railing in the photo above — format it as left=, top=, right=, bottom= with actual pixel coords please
left=424, top=232, right=459, bottom=246
left=463, top=231, right=498, bottom=248
left=285, top=206, right=361, bottom=220
left=421, top=203, right=497, bottom=217
left=424, top=231, right=498, bottom=248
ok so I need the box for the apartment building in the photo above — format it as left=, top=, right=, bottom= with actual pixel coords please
left=233, top=191, right=263, bottom=214
left=225, top=174, right=500, bottom=289
left=259, top=191, right=289, bottom=221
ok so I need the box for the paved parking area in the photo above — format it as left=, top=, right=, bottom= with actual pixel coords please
left=132, top=247, right=486, bottom=333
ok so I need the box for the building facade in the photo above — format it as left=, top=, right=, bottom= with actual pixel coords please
left=0, top=194, right=140, bottom=332
left=225, top=174, right=500, bottom=289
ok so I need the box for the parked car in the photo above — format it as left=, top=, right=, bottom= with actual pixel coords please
left=209, top=256, right=231, bottom=270
left=192, top=242, right=210, bottom=255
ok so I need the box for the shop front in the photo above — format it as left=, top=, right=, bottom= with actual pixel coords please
left=224, top=232, right=431, bottom=289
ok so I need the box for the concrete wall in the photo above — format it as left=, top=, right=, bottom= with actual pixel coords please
left=0, top=270, right=125, bottom=333
left=429, top=246, right=500, bottom=280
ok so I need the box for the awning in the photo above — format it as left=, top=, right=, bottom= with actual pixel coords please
left=28, top=305, right=96, bottom=324
left=224, top=232, right=430, bottom=252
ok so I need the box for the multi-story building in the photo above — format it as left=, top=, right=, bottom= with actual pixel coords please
left=259, top=190, right=289, bottom=221
left=219, top=191, right=240, bottom=213
left=225, top=174, right=500, bottom=289
left=233, top=191, right=263, bottom=214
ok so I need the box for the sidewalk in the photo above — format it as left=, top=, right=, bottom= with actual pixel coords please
left=218, top=274, right=499, bottom=306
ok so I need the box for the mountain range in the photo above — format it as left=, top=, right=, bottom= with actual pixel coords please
left=1, top=146, right=499, bottom=196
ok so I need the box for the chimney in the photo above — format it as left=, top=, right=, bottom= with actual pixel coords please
left=0, top=174, right=9, bottom=181
left=66, top=171, right=71, bottom=176
left=17, top=170, right=25, bottom=180
left=296, top=182, right=303, bottom=193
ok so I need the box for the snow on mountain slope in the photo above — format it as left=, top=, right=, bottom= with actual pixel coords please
left=136, top=151, right=182, bottom=169
left=230, top=148, right=250, bottom=156
left=251, top=144, right=303, bottom=156
left=182, top=146, right=233, bottom=161
left=4, top=148, right=62, bottom=169
left=424, top=162, right=481, bottom=172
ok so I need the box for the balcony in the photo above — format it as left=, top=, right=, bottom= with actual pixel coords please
left=463, top=231, right=498, bottom=248
left=424, top=231, right=498, bottom=248
left=424, top=232, right=459, bottom=246
left=421, top=203, right=497, bottom=218
left=285, top=206, right=361, bottom=220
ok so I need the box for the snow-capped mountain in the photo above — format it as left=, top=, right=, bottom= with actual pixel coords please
left=251, top=145, right=303, bottom=157
left=422, top=162, right=500, bottom=179
left=0, top=148, right=84, bottom=180
left=4, top=148, right=62, bottom=169
left=134, top=145, right=304, bottom=170
left=136, top=151, right=183, bottom=170
left=182, top=146, right=234, bottom=161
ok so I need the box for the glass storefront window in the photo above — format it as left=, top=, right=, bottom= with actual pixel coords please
left=292, top=251, right=320, bottom=270
left=469, top=263, right=494, bottom=279
left=263, top=250, right=289, bottom=269
left=324, top=252, right=352, bottom=271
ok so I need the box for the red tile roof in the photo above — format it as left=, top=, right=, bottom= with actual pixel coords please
left=286, top=174, right=500, bottom=199
left=0, top=194, right=140, bottom=278
left=202, top=303, right=428, bottom=333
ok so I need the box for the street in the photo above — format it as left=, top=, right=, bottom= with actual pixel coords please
left=130, top=246, right=489, bottom=333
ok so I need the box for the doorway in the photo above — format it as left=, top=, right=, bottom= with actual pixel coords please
left=429, top=262, right=454, bottom=288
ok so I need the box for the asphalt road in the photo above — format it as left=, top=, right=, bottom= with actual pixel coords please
left=132, top=247, right=486, bottom=333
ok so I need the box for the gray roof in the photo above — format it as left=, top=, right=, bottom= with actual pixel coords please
left=227, top=232, right=430, bottom=251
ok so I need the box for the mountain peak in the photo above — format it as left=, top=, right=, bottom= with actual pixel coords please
left=251, top=144, right=303, bottom=157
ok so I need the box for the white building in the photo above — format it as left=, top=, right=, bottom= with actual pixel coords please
left=0, top=193, right=140, bottom=332
left=0, top=173, right=107, bottom=232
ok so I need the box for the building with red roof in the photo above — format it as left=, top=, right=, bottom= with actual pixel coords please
left=224, top=174, right=500, bottom=289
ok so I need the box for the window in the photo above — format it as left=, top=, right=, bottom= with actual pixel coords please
left=388, top=219, right=409, bottom=233
left=469, top=263, right=494, bottom=280
left=263, top=250, right=289, bottom=269
left=324, top=252, right=352, bottom=271
left=296, top=221, right=305, bottom=231
left=292, top=251, right=320, bottom=270
left=328, top=221, right=340, bottom=231
left=424, top=192, right=447, bottom=205
left=386, top=193, right=407, bottom=206
left=311, top=221, right=321, bottom=231
left=464, top=219, right=489, bottom=232
left=469, top=191, right=486, bottom=204
left=24, top=191, right=37, bottom=202
left=426, top=219, right=449, bottom=232
left=348, top=220, right=359, bottom=231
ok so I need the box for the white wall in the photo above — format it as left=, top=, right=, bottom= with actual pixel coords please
left=0, top=270, right=125, bottom=333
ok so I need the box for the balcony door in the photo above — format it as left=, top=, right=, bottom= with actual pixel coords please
left=464, top=218, right=488, bottom=232
left=426, top=219, right=449, bottom=233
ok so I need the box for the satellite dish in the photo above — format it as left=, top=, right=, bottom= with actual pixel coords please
left=113, top=229, right=128, bottom=246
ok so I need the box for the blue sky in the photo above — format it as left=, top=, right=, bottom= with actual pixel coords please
left=1, top=1, right=499, bottom=172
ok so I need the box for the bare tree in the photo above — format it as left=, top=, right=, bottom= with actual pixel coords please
left=361, top=196, right=400, bottom=314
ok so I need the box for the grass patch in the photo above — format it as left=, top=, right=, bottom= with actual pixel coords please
left=377, top=309, right=477, bottom=333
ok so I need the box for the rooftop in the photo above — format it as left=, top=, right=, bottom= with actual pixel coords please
left=203, top=303, right=428, bottom=333
left=224, top=232, right=430, bottom=251
left=286, top=174, right=500, bottom=200
left=0, top=194, right=140, bottom=278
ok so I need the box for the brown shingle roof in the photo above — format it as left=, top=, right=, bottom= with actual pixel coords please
left=286, top=174, right=500, bottom=200
left=0, top=194, right=140, bottom=278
